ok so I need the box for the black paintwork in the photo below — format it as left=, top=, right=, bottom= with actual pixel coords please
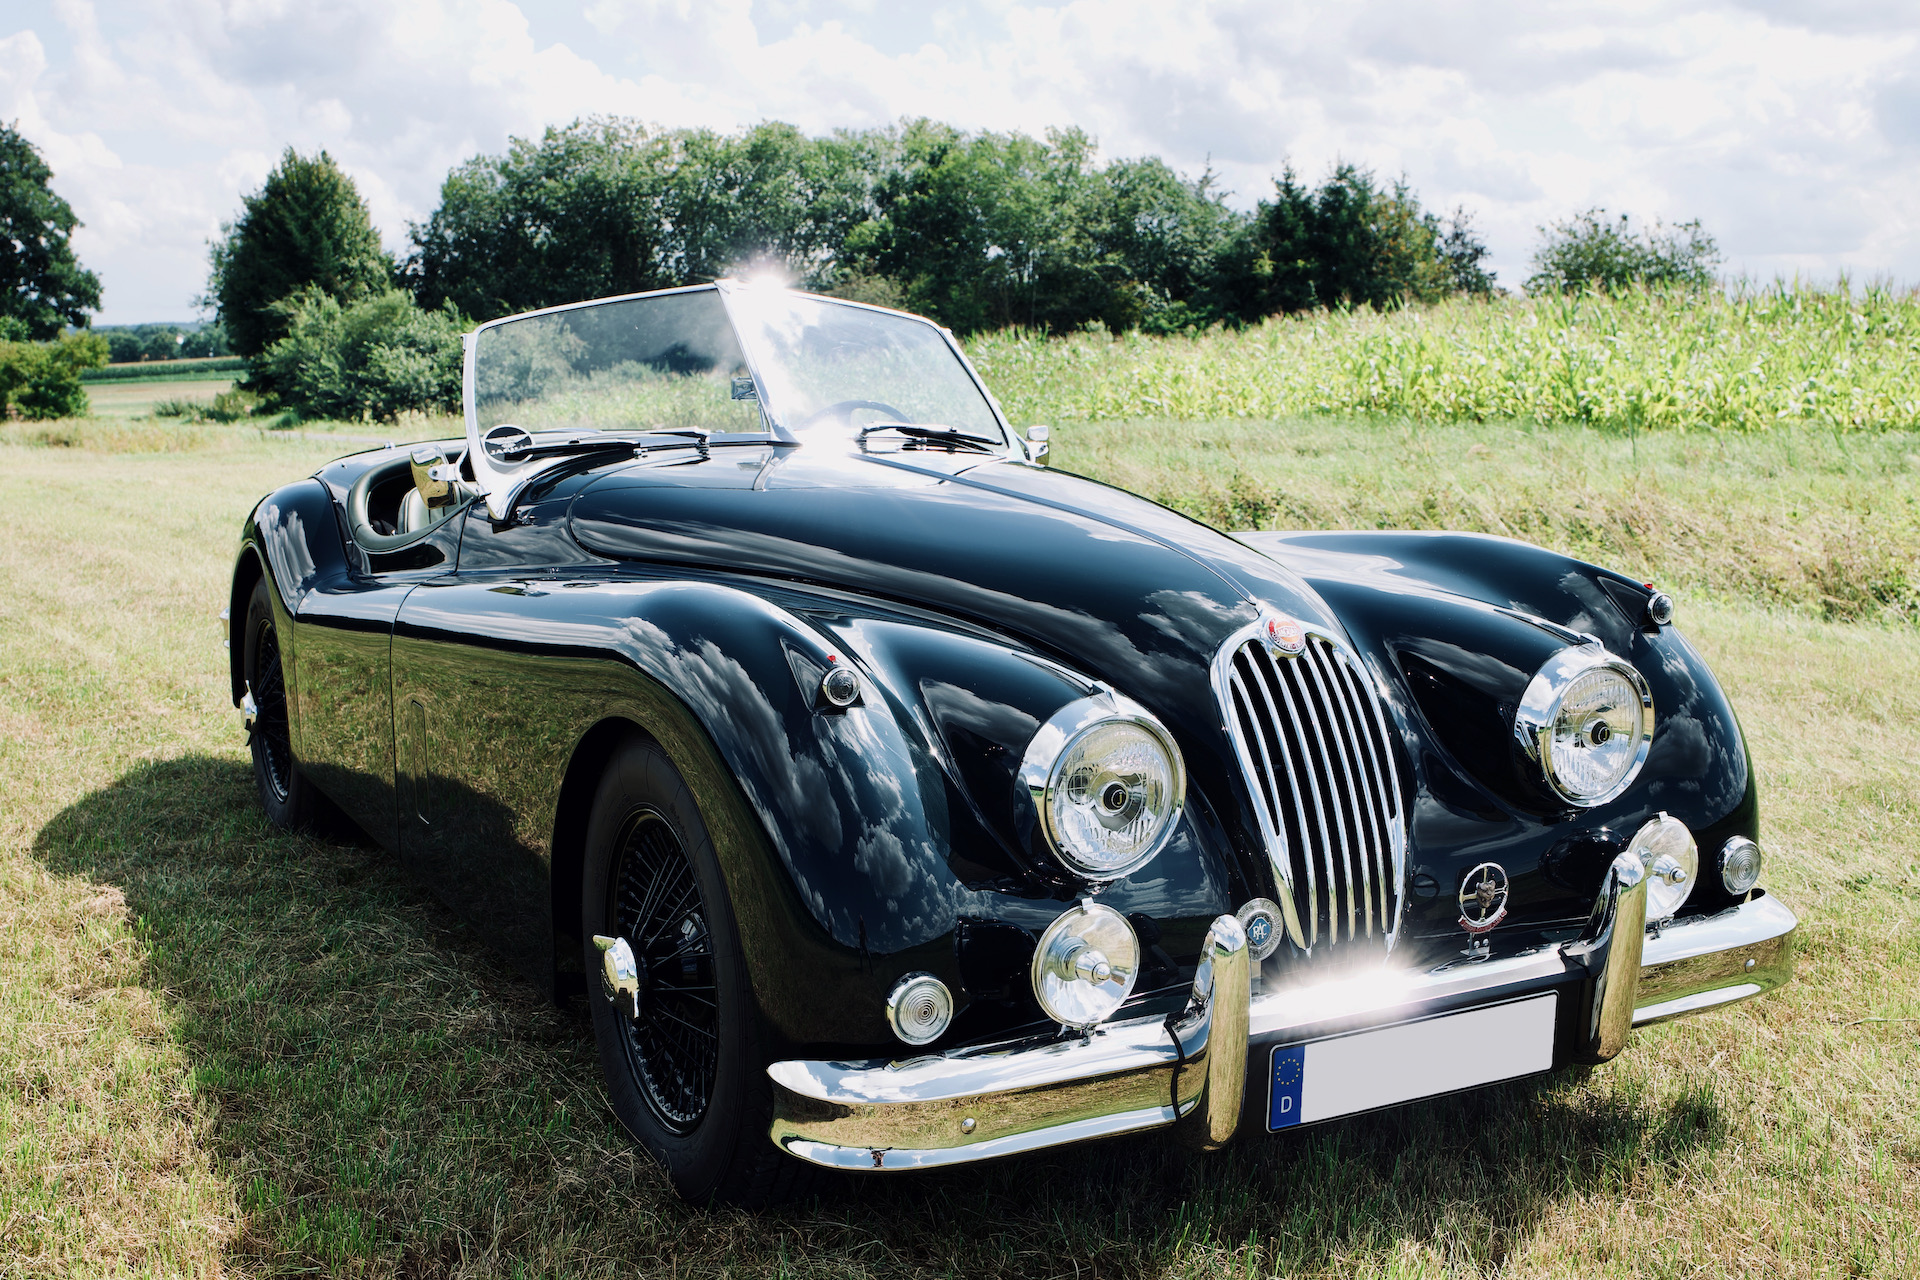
left=230, top=443, right=1757, bottom=1060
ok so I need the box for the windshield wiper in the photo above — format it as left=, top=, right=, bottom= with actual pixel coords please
left=484, top=426, right=713, bottom=464
left=857, top=423, right=1003, bottom=454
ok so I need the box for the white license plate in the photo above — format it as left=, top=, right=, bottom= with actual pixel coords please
left=1268, top=993, right=1557, bottom=1130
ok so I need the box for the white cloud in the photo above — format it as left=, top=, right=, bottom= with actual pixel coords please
left=3, top=0, right=1916, bottom=321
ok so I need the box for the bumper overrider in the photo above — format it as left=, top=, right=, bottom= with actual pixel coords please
left=767, top=866, right=1797, bottom=1171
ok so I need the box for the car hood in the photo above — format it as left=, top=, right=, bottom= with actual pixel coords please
left=570, top=446, right=1337, bottom=748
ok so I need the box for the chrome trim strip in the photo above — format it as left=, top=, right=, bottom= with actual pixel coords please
left=780, top=1106, right=1179, bottom=1171
left=1635, top=983, right=1763, bottom=1024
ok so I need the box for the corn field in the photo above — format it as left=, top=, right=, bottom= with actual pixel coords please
left=969, top=281, right=1920, bottom=434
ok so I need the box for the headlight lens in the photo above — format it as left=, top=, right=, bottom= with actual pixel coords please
left=1021, top=693, right=1186, bottom=882
left=1515, top=645, right=1653, bottom=807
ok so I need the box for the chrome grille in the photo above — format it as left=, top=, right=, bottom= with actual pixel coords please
left=1216, top=626, right=1406, bottom=952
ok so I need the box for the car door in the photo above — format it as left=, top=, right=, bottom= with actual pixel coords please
left=390, top=488, right=605, bottom=988
left=290, top=512, right=464, bottom=849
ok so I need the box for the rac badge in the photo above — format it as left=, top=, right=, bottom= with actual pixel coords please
left=1262, top=615, right=1307, bottom=657
left=1457, top=862, right=1510, bottom=936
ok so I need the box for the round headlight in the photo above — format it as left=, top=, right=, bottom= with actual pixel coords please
left=1628, top=812, right=1697, bottom=922
left=1031, top=901, right=1139, bottom=1029
left=1514, top=646, right=1653, bottom=807
left=1020, top=694, right=1186, bottom=882
left=1720, top=836, right=1762, bottom=896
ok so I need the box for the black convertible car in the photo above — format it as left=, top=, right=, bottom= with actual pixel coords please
left=226, top=281, right=1796, bottom=1205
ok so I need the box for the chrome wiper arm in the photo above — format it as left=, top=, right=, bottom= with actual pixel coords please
left=857, top=423, right=1002, bottom=454
left=486, top=427, right=712, bottom=465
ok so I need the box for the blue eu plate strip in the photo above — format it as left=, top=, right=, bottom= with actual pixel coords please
left=1269, top=1044, right=1305, bottom=1129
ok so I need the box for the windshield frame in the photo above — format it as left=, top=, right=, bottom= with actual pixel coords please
left=461, top=282, right=1019, bottom=518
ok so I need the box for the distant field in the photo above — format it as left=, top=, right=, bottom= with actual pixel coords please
left=83, top=376, right=237, bottom=421
left=82, top=357, right=247, bottom=384
left=0, top=417, right=1914, bottom=1277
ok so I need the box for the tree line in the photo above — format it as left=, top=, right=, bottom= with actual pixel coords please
left=1, top=117, right=1722, bottom=422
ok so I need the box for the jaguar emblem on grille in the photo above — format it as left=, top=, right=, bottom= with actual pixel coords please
left=1457, top=862, right=1510, bottom=935
left=1262, top=615, right=1307, bottom=657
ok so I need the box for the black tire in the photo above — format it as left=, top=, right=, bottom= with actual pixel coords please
left=243, top=578, right=320, bottom=830
left=582, top=735, right=812, bottom=1207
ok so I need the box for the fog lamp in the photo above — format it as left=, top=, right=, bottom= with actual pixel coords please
left=1031, top=900, right=1139, bottom=1030
left=885, top=972, right=953, bottom=1046
left=1720, top=836, right=1762, bottom=896
left=1628, top=812, right=1697, bottom=922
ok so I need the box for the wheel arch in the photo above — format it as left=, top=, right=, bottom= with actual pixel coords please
left=548, top=714, right=654, bottom=1003
left=228, top=543, right=266, bottom=707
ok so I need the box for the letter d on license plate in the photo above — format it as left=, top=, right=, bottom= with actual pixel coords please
left=1269, top=994, right=1557, bottom=1130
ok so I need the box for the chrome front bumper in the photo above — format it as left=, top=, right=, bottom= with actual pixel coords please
left=767, top=889, right=1797, bottom=1171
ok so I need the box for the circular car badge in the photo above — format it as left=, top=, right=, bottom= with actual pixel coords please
left=1263, top=615, right=1307, bottom=657
left=1457, top=862, right=1510, bottom=935
left=1236, top=897, right=1285, bottom=962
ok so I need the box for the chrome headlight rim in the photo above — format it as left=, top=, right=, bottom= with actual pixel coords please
left=1018, top=691, right=1187, bottom=884
left=1514, top=643, right=1654, bottom=808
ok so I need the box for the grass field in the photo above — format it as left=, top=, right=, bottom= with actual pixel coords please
left=1, top=418, right=1916, bottom=1277
left=80, top=378, right=239, bottom=422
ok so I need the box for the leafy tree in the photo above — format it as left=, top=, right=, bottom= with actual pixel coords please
left=0, top=330, right=107, bottom=418
left=1525, top=209, right=1720, bottom=294
left=407, top=119, right=888, bottom=321
left=207, top=149, right=392, bottom=358
left=1208, top=164, right=1476, bottom=321
left=257, top=287, right=464, bottom=422
left=0, top=123, right=102, bottom=339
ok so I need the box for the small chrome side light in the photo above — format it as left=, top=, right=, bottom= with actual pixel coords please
left=1031, top=900, right=1139, bottom=1030
left=820, top=664, right=862, bottom=708
left=1720, top=836, right=1762, bottom=896
left=1646, top=589, right=1675, bottom=626
left=1235, top=898, right=1285, bottom=962
left=886, top=972, right=953, bottom=1046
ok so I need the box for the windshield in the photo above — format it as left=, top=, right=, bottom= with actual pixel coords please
left=723, top=288, right=1007, bottom=444
left=471, top=288, right=764, bottom=437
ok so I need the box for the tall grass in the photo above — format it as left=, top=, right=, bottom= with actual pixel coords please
left=971, top=281, right=1920, bottom=434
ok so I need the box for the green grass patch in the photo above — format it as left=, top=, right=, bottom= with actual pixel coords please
left=0, top=421, right=1915, bottom=1276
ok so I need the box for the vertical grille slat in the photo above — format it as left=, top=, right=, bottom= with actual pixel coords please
left=1217, top=626, right=1407, bottom=955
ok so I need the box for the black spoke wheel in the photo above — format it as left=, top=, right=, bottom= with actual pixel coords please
left=610, top=809, right=718, bottom=1131
left=243, top=578, right=318, bottom=829
left=581, top=735, right=817, bottom=1207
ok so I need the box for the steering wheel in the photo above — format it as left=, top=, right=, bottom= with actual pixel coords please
left=797, top=399, right=910, bottom=430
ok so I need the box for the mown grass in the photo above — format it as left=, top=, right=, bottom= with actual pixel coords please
left=1, top=420, right=1916, bottom=1277
left=974, top=282, right=1920, bottom=435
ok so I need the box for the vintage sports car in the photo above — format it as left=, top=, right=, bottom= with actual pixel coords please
left=226, top=281, right=1797, bottom=1206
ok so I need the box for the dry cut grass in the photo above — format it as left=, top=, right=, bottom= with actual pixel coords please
left=0, top=422, right=1915, bottom=1277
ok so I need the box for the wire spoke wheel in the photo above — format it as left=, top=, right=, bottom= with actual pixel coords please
left=612, top=809, right=718, bottom=1132
left=252, top=620, right=295, bottom=804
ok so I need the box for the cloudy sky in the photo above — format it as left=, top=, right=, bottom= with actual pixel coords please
left=4, top=0, right=1917, bottom=323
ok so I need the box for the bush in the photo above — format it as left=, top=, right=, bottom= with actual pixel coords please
left=258, top=288, right=464, bottom=422
left=0, top=331, right=108, bottom=419
left=152, top=388, right=260, bottom=423
left=1526, top=210, right=1721, bottom=294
